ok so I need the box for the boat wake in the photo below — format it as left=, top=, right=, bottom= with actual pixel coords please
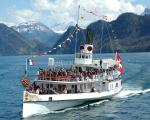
left=47, top=99, right=109, bottom=114
left=115, top=88, right=150, bottom=98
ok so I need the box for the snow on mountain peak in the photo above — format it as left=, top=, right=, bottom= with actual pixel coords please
left=12, top=21, right=52, bottom=33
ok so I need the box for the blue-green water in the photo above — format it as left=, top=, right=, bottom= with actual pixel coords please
left=0, top=53, right=150, bottom=120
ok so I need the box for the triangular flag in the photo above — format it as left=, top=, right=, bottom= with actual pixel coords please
left=31, top=55, right=36, bottom=58
left=67, top=38, right=71, bottom=42
left=37, top=53, right=43, bottom=56
left=44, top=52, right=47, bottom=55
left=77, top=28, right=80, bottom=31
left=63, top=40, right=68, bottom=45
left=28, top=59, right=35, bottom=65
left=70, top=35, right=74, bottom=39
left=58, top=44, right=61, bottom=48
left=80, top=16, right=84, bottom=19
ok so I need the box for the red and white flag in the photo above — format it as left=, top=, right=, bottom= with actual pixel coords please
left=115, top=52, right=124, bottom=73
left=28, top=59, right=35, bottom=66
left=119, top=64, right=124, bottom=73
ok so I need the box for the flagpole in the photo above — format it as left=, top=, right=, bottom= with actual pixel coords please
left=25, top=58, right=28, bottom=77
left=74, top=5, right=80, bottom=63
left=77, top=5, right=80, bottom=25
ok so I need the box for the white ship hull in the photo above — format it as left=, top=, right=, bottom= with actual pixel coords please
left=23, top=86, right=122, bottom=118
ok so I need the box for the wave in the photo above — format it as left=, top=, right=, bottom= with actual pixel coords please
left=115, top=88, right=150, bottom=98
left=46, top=100, right=109, bottom=114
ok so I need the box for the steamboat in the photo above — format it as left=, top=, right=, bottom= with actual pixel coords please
left=21, top=6, right=124, bottom=118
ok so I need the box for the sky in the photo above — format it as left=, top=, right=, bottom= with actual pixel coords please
left=0, top=0, right=149, bottom=32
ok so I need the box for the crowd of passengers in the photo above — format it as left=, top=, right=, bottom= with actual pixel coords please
left=37, top=66, right=118, bottom=81
left=27, top=83, right=96, bottom=95
left=38, top=67, right=99, bottom=81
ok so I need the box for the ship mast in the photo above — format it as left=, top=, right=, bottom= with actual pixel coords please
left=25, top=58, right=28, bottom=77
left=74, top=5, right=80, bottom=62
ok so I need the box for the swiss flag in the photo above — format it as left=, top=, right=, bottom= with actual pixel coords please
left=119, top=64, right=124, bottom=73
left=115, top=52, right=124, bottom=73
left=115, top=52, right=122, bottom=64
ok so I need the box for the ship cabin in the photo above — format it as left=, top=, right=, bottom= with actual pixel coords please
left=27, top=44, right=121, bottom=95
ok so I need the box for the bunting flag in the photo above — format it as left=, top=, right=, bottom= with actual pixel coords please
left=115, top=52, right=124, bottom=73
left=63, top=40, right=68, bottom=45
left=58, top=44, right=62, bottom=48
left=28, top=8, right=113, bottom=61
left=67, top=38, right=71, bottom=42
left=80, top=16, right=84, bottom=19
left=28, top=59, right=35, bottom=66
left=31, top=55, right=37, bottom=58
left=70, top=35, right=74, bottom=39
left=77, top=27, right=80, bottom=31
left=82, top=7, right=107, bottom=20
left=28, top=25, right=79, bottom=61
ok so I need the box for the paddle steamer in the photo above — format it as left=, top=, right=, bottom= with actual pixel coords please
left=21, top=6, right=124, bottom=118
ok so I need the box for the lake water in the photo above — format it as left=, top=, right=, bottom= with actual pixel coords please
left=0, top=53, right=150, bottom=120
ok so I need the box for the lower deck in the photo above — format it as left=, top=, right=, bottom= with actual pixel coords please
left=24, top=79, right=122, bottom=102
left=26, top=78, right=122, bottom=96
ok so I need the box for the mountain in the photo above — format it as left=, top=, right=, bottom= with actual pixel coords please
left=0, top=23, right=49, bottom=55
left=1, top=13, right=150, bottom=55
left=12, top=21, right=61, bottom=47
left=52, top=13, right=150, bottom=54
left=142, top=8, right=150, bottom=15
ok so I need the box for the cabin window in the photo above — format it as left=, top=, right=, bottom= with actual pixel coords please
left=71, top=85, right=77, bottom=93
left=88, top=83, right=92, bottom=89
left=82, top=55, right=85, bottom=58
left=79, top=54, right=81, bottom=58
left=41, top=83, right=44, bottom=90
left=89, top=55, right=91, bottom=58
left=116, top=83, right=118, bottom=87
left=46, top=84, right=49, bottom=89
left=50, top=84, right=53, bottom=88
left=110, top=84, right=113, bottom=90
left=80, top=84, right=83, bottom=91
left=85, top=55, right=88, bottom=59
left=84, top=84, right=86, bottom=89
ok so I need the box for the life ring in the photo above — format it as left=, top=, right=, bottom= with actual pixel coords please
left=87, top=46, right=92, bottom=51
left=80, top=45, right=84, bottom=50
left=22, top=79, right=30, bottom=87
